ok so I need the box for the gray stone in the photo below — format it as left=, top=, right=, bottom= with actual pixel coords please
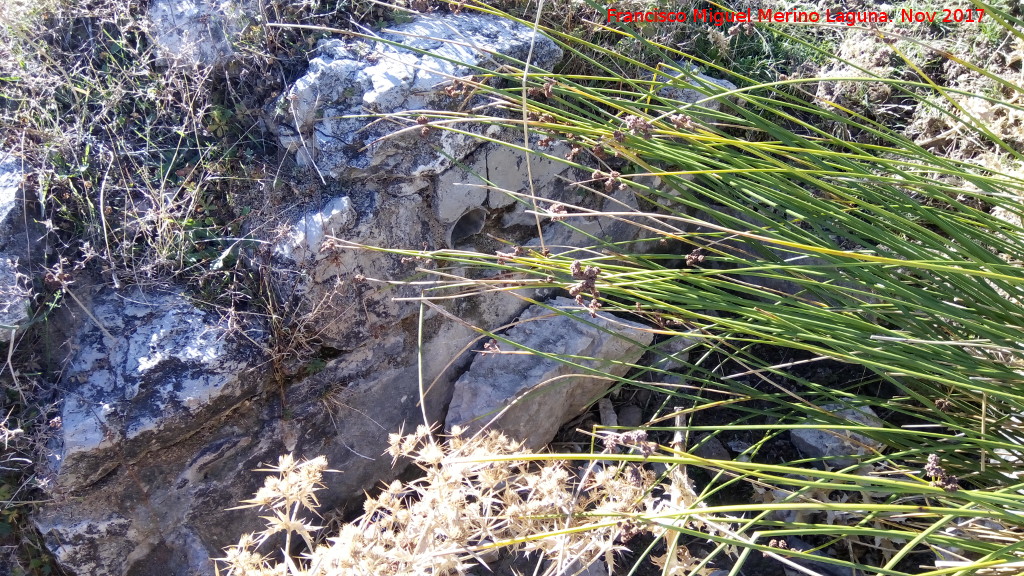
left=693, top=433, right=730, bottom=461
left=34, top=288, right=270, bottom=576
left=148, top=0, right=253, bottom=68
left=650, top=334, right=700, bottom=372
left=617, top=404, right=643, bottom=428
left=446, top=297, right=654, bottom=449
left=790, top=404, right=884, bottom=468
left=270, top=13, right=562, bottom=180
left=0, top=153, right=35, bottom=340
left=261, top=16, right=573, bottom=354
left=272, top=195, right=356, bottom=263
left=43, top=289, right=265, bottom=489
left=655, top=62, right=737, bottom=112
left=435, top=139, right=572, bottom=226
left=32, top=281, right=524, bottom=576
left=0, top=257, right=27, bottom=338
left=0, top=153, right=26, bottom=245
left=727, top=439, right=752, bottom=453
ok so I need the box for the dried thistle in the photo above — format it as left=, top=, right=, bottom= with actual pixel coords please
left=603, top=429, right=656, bottom=458
left=221, top=430, right=659, bottom=576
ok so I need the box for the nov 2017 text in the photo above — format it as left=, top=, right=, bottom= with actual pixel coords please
left=605, top=7, right=985, bottom=25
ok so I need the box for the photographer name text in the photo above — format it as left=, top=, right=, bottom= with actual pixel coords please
left=606, top=7, right=985, bottom=25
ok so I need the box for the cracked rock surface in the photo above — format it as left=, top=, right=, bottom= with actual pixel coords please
left=271, top=12, right=562, bottom=179
left=446, top=297, right=655, bottom=449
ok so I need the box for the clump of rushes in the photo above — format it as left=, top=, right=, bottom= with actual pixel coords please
left=339, top=0, right=1024, bottom=571
left=218, top=428, right=658, bottom=576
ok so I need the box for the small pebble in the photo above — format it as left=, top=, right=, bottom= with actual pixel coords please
left=693, top=433, right=730, bottom=461
left=617, top=404, right=643, bottom=428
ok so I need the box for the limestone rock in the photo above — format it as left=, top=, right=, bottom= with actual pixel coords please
left=270, top=13, right=562, bottom=180
left=0, top=153, right=27, bottom=245
left=790, top=404, right=884, bottom=468
left=31, top=281, right=526, bottom=576
left=34, top=288, right=270, bottom=576
left=446, top=297, right=654, bottom=449
left=0, top=152, right=37, bottom=340
left=0, top=257, right=27, bottom=339
left=655, top=62, right=737, bottom=112
left=42, top=289, right=266, bottom=490
left=148, top=0, right=253, bottom=68
left=272, top=195, right=356, bottom=263
left=262, top=15, right=570, bottom=353
left=650, top=334, right=700, bottom=372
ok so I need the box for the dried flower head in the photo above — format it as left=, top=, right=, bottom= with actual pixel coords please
left=548, top=202, right=569, bottom=222
left=605, top=171, right=621, bottom=192
left=567, top=260, right=602, bottom=310
left=543, top=77, right=556, bottom=98
left=566, top=145, right=582, bottom=162
left=935, top=474, right=960, bottom=492
left=670, top=114, right=696, bottom=131
left=624, top=115, right=652, bottom=138
left=925, top=454, right=960, bottom=491
left=686, top=248, right=706, bottom=267
left=728, top=21, right=754, bottom=36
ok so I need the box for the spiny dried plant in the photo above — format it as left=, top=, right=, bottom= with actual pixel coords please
left=217, top=426, right=665, bottom=576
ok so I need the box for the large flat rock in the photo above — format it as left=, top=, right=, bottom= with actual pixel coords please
left=447, top=297, right=654, bottom=448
